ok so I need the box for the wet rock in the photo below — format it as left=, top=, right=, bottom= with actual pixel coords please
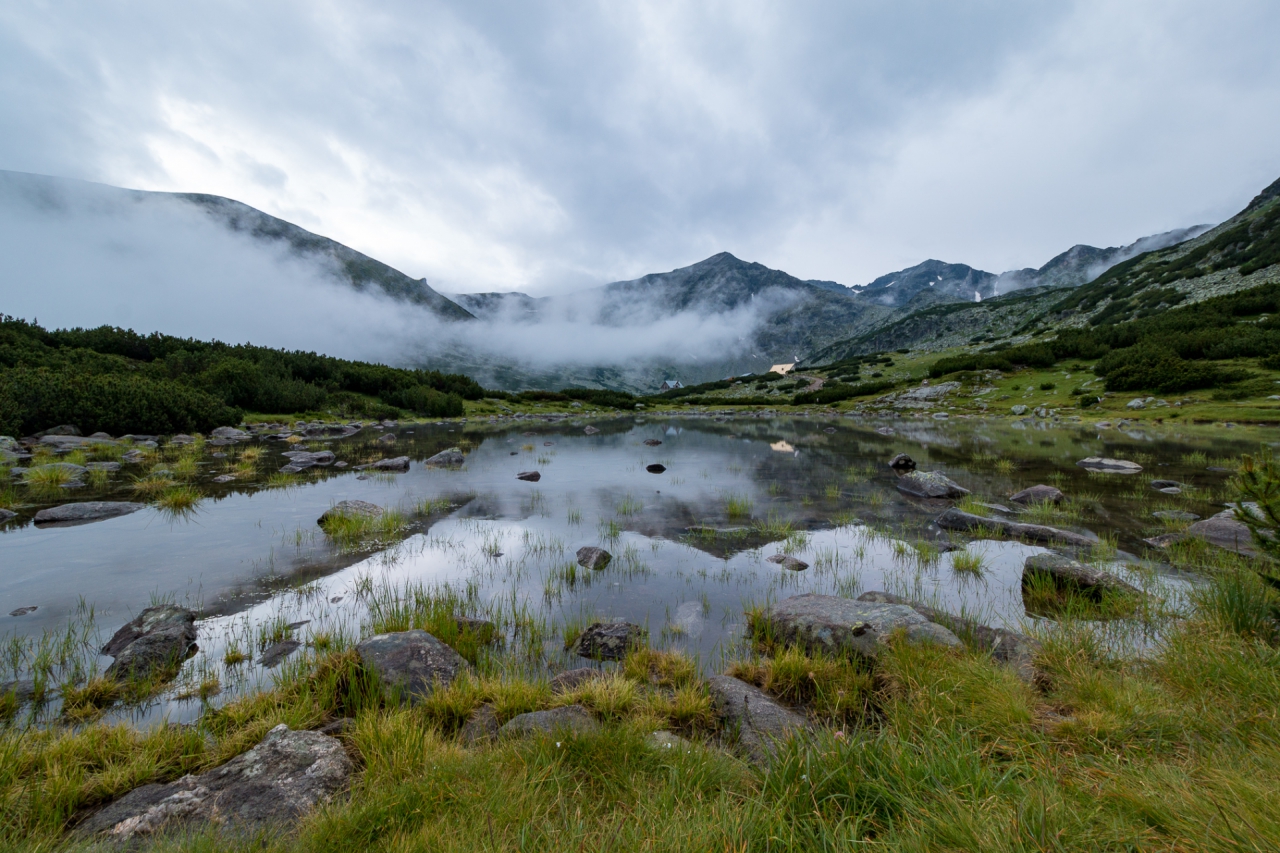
left=211, top=427, right=250, bottom=440
left=9, top=606, right=37, bottom=616
left=334, top=461, right=348, bottom=469
left=377, top=433, right=397, bottom=445
left=936, top=508, right=1095, bottom=547
left=102, top=605, right=198, bottom=682
left=707, top=675, right=809, bottom=765
left=121, top=450, right=147, bottom=464
left=355, top=456, right=411, bottom=472
left=766, top=554, right=809, bottom=571
left=75, top=725, right=352, bottom=842
left=549, top=667, right=598, bottom=694
left=569, top=622, right=645, bottom=660
left=0, top=509, right=16, bottom=524
left=643, top=439, right=662, bottom=446
left=1010, top=484, right=1064, bottom=505
left=424, top=448, right=465, bottom=467
left=34, top=501, right=145, bottom=527
left=1076, top=457, right=1142, bottom=474
left=1126, top=398, right=1146, bottom=410
left=761, top=593, right=961, bottom=660
left=499, top=705, right=600, bottom=738
left=875, top=426, right=895, bottom=436
left=212, top=474, right=236, bottom=484
left=40, top=434, right=117, bottom=449
left=356, top=630, right=471, bottom=702
left=1150, top=479, right=1182, bottom=490
left=583, top=426, right=600, bottom=435
left=576, top=546, right=612, bottom=570
left=1023, top=553, right=1144, bottom=598
left=645, top=463, right=667, bottom=474
left=317, top=500, right=383, bottom=527
left=1153, top=510, right=1199, bottom=522
left=258, top=640, right=301, bottom=668
left=460, top=703, right=500, bottom=744
left=888, top=453, right=916, bottom=474
left=517, top=471, right=542, bottom=482
left=895, top=471, right=969, bottom=499
left=857, top=592, right=1039, bottom=682
left=169, top=434, right=196, bottom=446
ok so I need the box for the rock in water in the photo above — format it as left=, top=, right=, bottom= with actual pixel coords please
left=499, top=705, right=600, bottom=738
left=643, top=439, right=662, bottom=446
left=317, top=500, right=384, bottom=527
left=210, top=426, right=250, bottom=440
left=895, top=471, right=969, bottom=499
left=354, top=456, right=411, bottom=472
left=75, top=725, right=352, bottom=842
left=516, top=471, right=542, bottom=482
left=576, top=546, right=612, bottom=570
left=0, top=509, right=16, bottom=524
left=356, top=630, right=471, bottom=703
left=761, top=593, right=961, bottom=660
left=935, top=508, right=1095, bottom=547
left=377, top=433, right=397, bottom=444
left=258, top=640, right=301, bottom=668
left=1010, top=485, right=1064, bottom=505
left=102, top=606, right=198, bottom=682
left=1185, top=510, right=1257, bottom=556
left=1153, top=510, right=1199, bottom=522
left=1076, top=457, right=1142, bottom=474
left=583, top=426, right=600, bottom=435
left=645, top=463, right=666, bottom=473
left=766, top=554, right=809, bottom=571
left=888, top=453, right=916, bottom=474
left=569, top=622, right=644, bottom=660
left=706, top=675, right=809, bottom=765
left=424, top=448, right=465, bottom=467
left=1023, top=554, right=1144, bottom=598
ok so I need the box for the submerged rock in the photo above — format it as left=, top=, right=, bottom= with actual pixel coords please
left=576, top=546, right=612, bottom=570
left=935, top=508, right=1095, bottom=547
left=1010, top=484, right=1064, bottom=505
left=33, top=501, right=146, bottom=528
left=766, top=554, right=809, bottom=571
left=258, top=640, right=301, bottom=668
left=1153, top=510, right=1200, bottom=522
left=569, top=622, right=644, bottom=660
left=895, top=470, right=969, bottom=499
left=888, top=453, right=916, bottom=474
left=1076, top=457, right=1143, bottom=474
left=643, top=439, right=662, bottom=447
left=761, top=593, right=961, bottom=660
left=583, top=426, right=600, bottom=435
left=707, top=675, right=809, bottom=765
left=424, top=448, right=465, bottom=467
left=356, top=630, right=471, bottom=702
left=102, top=605, right=198, bottom=682
left=76, top=725, right=352, bottom=842
left=9, top=605, right=37, bottom=616
left=0, top=509, right=16, bottom=524
left=516, top=471, right=542, bottom=482
left=355, top=456, right=411, bottom=472
left=499, top=705, right=600, bottom=738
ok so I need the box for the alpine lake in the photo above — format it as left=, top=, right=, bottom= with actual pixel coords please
left=0, top=411, right=1269, bottom=728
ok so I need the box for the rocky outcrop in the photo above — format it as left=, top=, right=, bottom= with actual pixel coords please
left=75, top=725, right=352, bottom=842
left=1076, top=457, right=1142, bottom=474
left=568, top=622, right=644, bottom=661
left=355, top=630, right=471, bottom=702
left=499, top=705, right=600, bottom=738
left=1010, top=485, right=1064, bottom=505
left=576, top=546, right=612, bottom=571
left=895, top=471, right=969, bottom=499
left=424, top=448, right=465, bottom=467
left=102, top=606, right=198, bottom=682
left=935, top=508, right=1095, bottom=547
left=761, top=593, right=961, bottom=660
left=707, top=675, right=809, bottom=765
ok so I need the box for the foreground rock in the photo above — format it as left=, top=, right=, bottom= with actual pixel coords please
left=499, top=705, right=600, bottom=738
left=1010, top=485, right=1064, bottom=505
left=76, top=725, right=352, bottom=843
left=895, top=471, right=969, bottom=499
left=1023, top=554, right=1144, bottom=598
left=707, top=675, right=809, bottom=765
left=356, top=630, right=471, bottom=702
left=935, top=508, right=1095, bottom=547
left=569, top=622, right=644, bottom=660
left=761, top=593, right=961, bottom=660
left=102, top=606, right=198, bottom=682
left=856, top=592, right=1039, bottom=682
left=576, top=546, right=612, bottom=570
left=1077, top=457, right=1143, bottom=474
left=317, top=500, right=383, bottom=527
left=424, top=447, right=465, bottom=467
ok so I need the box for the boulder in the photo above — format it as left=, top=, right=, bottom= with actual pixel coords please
left=34, top=501, right=145, bottom=528
left=935, top=508, right=1095, bottom=547
left=1076, top=457, right=1142, bottom=474
left=317, top=500, right=383, bottom=527
left=1010, top=485, right=1064, bottom=505
left=583, top=426, right=600, bottom=435
left=706, top=675, right=809, bottom=765
left=576, top=546, right=612, bottom=571
left=1153, top=510, right=1199, bottom=522
left=9, top=605, right=37, bottom=616
left=499, top=705, right=600, bottom=738
left=460, top=704, right=500, bottom=744
left=121, top=450, right=147, bottom=464
left=1126, top=398, right=1146, bottom=410
left=102, top=606, right=198, bottom=682
left=646, top=730, right=692, bottom=752
left=210, top=427, right=250, bottom=440
left=761, top=594, right=961, bottom=660
left=895, top=471, right=969, bottom=499
left=40, top=434, right=117, bottom=449
left=517, top=471, right=542, bottom=482
left=355, top=456, right=411, bottom=472
left=0, top=509, right=16, bottom=524
left=377, top=433, right=397, bottom=444
left=549, top=667, right=598, bottom=694
left=857, top=592, right=1038, bottom=682
left=569, top=622, right=644, bottom=661
left=355, top=630, right=471, bottom=702
left=888, top=453, right=916, bottom=474
left=21, top=462, right=87, bottom=481
left=766, top=554, right=809, bottom=571
left=169, top=435, right=196, bottom=446
left=212, top=474, right=236, bottom=484
left=1185, top=510, right=1257, bottom=556
left=75, top=725, right=352, bottom=842
left=424, top=448, right=465, bottom=467
left=643, top=439, right=662, bottom=447
left=646, top=463, right=667, bottom=474
left=1023, top=553, right=1144, bottom=598
left=1011, top=405, right=1028, bottom=416
left=85, top=461, right=121, bottom=472
left=36, top=424, right=81, bottom=437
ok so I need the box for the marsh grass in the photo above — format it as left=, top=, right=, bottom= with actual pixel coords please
left=154, top=484, right=204, bottom=515
left=1021, top=570, right=1140, bottom=620
left=725, top=493, right=754, bottom=521
left=950, top=548, right=985, bottom=576
left=0, top=483, right=19, bottom=510
left=318, top=506, right=408, bottom=550
left=615, top=494, right=642, bottom=517
left=22, top=465, right=76, bottom=490
left=131, top=472, right=175, bottom=497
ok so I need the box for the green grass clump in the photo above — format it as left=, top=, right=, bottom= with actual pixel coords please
left=951, top=549, right=984, bottom=576
left=154, top=484, right=204, bottom=515
left=319, top=505, right=408, bottom=551
left=725, top=493, right=754, bottom=521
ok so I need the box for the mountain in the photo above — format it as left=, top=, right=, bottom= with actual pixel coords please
left=995, top=225, right=1212, bottom=292
left=853, top=260, right=998, bottom=308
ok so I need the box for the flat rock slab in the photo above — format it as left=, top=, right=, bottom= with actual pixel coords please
left=76, top=725, right=352, bottom=843
left=583, top=426, right=600, bottom=435
left=102, top=606, right=198, bottom=682
left=356, top=630, right=471, bottom=702
left=763, top=593, right=961, bottom=660
left=1077, top=457, right=1143, bottom=474
left=21, top=462, right=87, bottom=480
left=936, top=508, right=1095, bottom=547
left=576, top=546, right=612, bottom=570
left=210, top=427, right=251, bottom=440
left=766, top=554, right=809, bottom=571
left=517, top=471, right=542, bottom=482
left=499, top=704, right=600, bottom=738
left=424, top=448, right=465, bottom=467
left=569, top=622, right=644, bottom=661
left=1023, top=553, right=1144, bottom=597
left=707, top=675, right=809, bottom=765
left=318, top=500, right=383, bottom=526
left=1010, top=484, right=1064, bottom=505
left=896, top=470, right=969, bottom=499
left=857, top=592, right=1039, bottom=682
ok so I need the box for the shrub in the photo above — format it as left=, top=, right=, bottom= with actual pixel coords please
left=384, top=385, right=465, bottom=417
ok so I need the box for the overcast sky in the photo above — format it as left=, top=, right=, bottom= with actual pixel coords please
left=3, top=1, right=1279, bottom=296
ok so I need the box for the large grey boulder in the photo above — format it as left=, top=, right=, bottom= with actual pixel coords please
left=1186, top=510, right=1257, bottom=556
left=102, top=606, right=198, bottom=682
left=499, top=705, right=600, bottom=738
left=1076, top=457, right=1142, bottom=474
left=39, top=434, right=117, bottom=449
left=317, top=500, right=384, bottom=527
left=935, top=508, right=1095, bottom=547
left=895, top=471, right=969, bottom=499
left=210, top=426, right=250, bottom=441
left=761, top=593, right=961, bottom=660
left=576, top=546, right=612, bottom=571
left=857, top=592, right=1039, bottom=682
left=706, top=675, right=809, bottom=765
left=1023, top=553, right=1144, bottom=598
left=34, top=501, right=145, bottom=528
left=1010, top=485, right=1064, bottom=505
left=424, top=448, right=465, bottom=467
left=75, top=725, right=352, bottom=842
left=356, top=630, right=471, bottom=702
left=568, top=622, right=644, bottom=661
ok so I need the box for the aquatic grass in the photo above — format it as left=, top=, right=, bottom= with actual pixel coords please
left=412, top=495, right=454, bottom=516
left=954, top=494, right=993, bottom=517
left=950, top=548, right=984, bottom=576
left=615, top=493, right=642, bottom=517
left=725, top=493, right=753, bottom=521
left=223, top=644, right=248, bottom=667
left=1022, top=570, right=1140, bottom=620
left=154, top=484, right=204, bottom=515
left=1018, top=497, right=1085, bottom=526
left=752, top=511, right=794, bottom=538
left=319, top=506, right=409, bottom=550
left=566, top=508, right=583, bottom=525
left=993, top=458, right=1017, bottom=475
left=131, top=471, right=175, bottom=497
left=263, top=472, right=299, bottom=491
left=0, top=483, right=19, bottom=510
left=598, top=518, right=622, bottom=542
left=22, top=465, right=76, bottom=490
left=728, top=646, right=874, bottom=725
